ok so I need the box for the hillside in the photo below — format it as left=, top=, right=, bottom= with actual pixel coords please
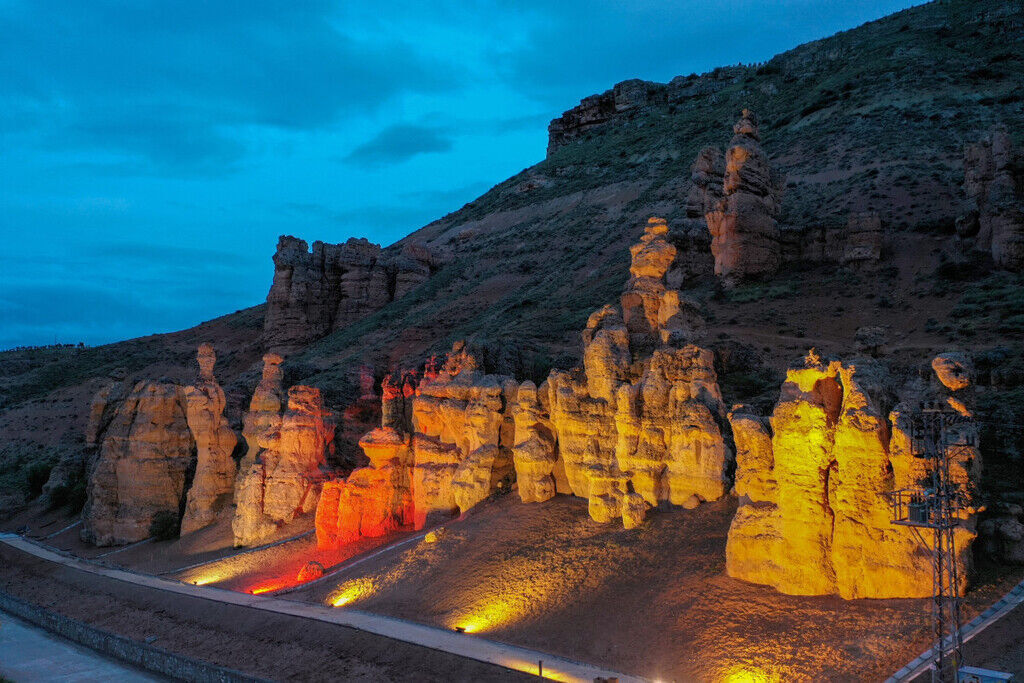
left=3, top=0, right=1024, bottom=513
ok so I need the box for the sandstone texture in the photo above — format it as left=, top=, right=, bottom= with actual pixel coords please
left=960, top=126, right=1024, bottom=270
left=726, top=351, right=981, bottom=599
left=236, top=353, right=286, bottom=500
left=82, top=381, right=196, bottom=546
left=545, top=217, right=732, bottom=526
left=841, top=212, right=883, bottom=265
left=233, top=385, right=335, bottom=546
left=704, top=110, right=785, bottom=283
left=262, top=236, right=434, bottom=353
left=180, top=344, right=238, bottom=535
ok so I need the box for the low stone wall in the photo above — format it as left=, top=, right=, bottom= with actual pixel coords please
left=0, top=590, right=266, bottom=683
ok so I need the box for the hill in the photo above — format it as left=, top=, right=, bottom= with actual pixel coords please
left=2, top=0, right=1024, bottom=513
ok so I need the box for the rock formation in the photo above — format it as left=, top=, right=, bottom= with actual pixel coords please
left=314, top=218, right=734, bottom=542
left=262, top=236, right=435, bottom=353
left=960, top=126, right=1024, bottom=270
left=841, top=212, right=883, bottom=265
left=544, top=217, right=732, bottom=526
left=705, top=110, right=784, bottom=284
left=235, top=353, right=286, bottom=500
left=726, top=351, right=981, bottom=599
left=316, top=427, right=414, bottom=549
left=180, top=344, right=238, bottom=535
left=411, top=342, right=518, bottom=527
left=233, top=386, right=335, bottom=546
left=82, top=381, right=195, bottom=546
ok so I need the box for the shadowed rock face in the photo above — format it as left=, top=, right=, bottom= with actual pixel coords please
left=960, top=127, right=1024, bottom=270
left=233, top=385, right=335, bottom=547
left=704, top=110, right=785, bottom=284
left=81, top=380, right=195, bottom=546
left=726, top=352, right=981, bottom=599
left=262, top=236, right=434, bottom=353
left=180, top=344, right=238, bottom=536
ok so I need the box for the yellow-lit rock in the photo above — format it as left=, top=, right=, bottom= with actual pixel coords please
left=726, top=352, right=981, bottom=599
left=410, top=342, right=517, bottom=527
left=511, top=381, right=558, bottom=503
left=181, top=344, right=238, bottom=535
left=235, top=353, right=285, bottom=502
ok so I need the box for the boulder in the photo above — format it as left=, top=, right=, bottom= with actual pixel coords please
left=81, top=381, right=195, bottom=546
left=181, top=344, right=238, bottom=535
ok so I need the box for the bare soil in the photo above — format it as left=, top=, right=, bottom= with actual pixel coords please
left=285, top=493, right=1024, bottom=683
left=0, top=542, right=531, bottom=682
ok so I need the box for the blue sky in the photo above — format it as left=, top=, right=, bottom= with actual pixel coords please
left=0, top=0, right=921, bottom=349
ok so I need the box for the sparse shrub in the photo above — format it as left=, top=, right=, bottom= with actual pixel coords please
left=23, top=462, right=53, bottom=499
left=149, top=510, right=180, bottom=541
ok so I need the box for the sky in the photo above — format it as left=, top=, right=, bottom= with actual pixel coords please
left=0, top=0, right=922, bottom=350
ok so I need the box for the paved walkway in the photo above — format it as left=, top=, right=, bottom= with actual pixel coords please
left=888, top=577, right=1024, bottom=682
left=0, top=533, right=642, bottom=683
left=0, top=609, right=161, bottom=682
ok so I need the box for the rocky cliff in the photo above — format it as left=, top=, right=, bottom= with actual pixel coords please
left=262, top=236, right=434, bottom=353
left=960, top=126, right=1024, bottom=270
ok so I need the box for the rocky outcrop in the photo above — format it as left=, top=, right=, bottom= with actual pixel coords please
left=180, top=344, right=238, bottom=535
left=511, top=381, right=560, bottom=504
left=316, top=427, right=413, bottom=549
left=82, top=381, right=195, bottom=546
left=235, top=353, right=285, bottom=500
left=545, top=217, right=732, bottom=526
left=411, top=342, right=518, bottom=527
left=546, top=69, right=748, bottom=157
left=960, top=127, right=1024, bottom=270
left=841, top=212, right=883, bottom=265
left=233, top=386, right=335, bottom=546
left=262, top=236, right=435, bottom=353
left=705, top=110, right=784, bottom=284
left=726, top=351, right=981, bottom=599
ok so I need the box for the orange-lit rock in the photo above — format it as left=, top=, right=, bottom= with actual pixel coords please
left=82, top=380, right=195, bottom=546
left=705, top=110, right=784, bottom=284
left=726, top=352, right=981, bottom=599
left=315, top=427, right=413, bottom=549
left=233, top=385, right=335, bottom=547
left=181, top=344, right=238, bottom=535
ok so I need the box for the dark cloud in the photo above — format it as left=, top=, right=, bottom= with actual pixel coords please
left=0, top=0, right=462, bottom=170
left=344, top=124, right=454, bottom=166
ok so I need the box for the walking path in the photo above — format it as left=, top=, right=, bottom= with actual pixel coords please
left=888, top=577, right=1024, bottom=682
left=0, top=533, right=642, bottom=683
left=0, top=608, right=161, bottom=682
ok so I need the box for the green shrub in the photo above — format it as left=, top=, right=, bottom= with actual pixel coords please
left=149, top=510, right=180, bottom=541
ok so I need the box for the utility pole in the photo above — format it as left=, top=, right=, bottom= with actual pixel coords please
left=887, top=401, right=974, bottom=682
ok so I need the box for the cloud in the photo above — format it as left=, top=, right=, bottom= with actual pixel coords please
left=344, top=124, right=454, bottom=166
left=0, top=0, right=463, bottom=171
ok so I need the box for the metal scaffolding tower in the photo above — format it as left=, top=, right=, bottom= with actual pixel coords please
left=886, top=401, right=975, bottom=683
